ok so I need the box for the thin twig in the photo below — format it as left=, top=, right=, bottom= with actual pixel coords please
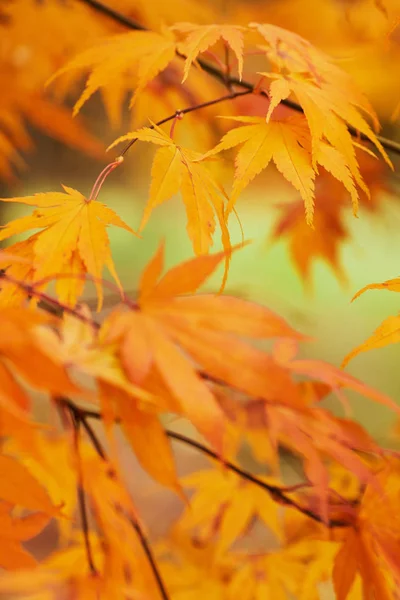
left=63, top=399, right=170, bottom=600
left=165, top=430, right=352, bottom=528
left=0, top=272, right=99, bottom=326
left=79, top=0, right=400, bottom=157
left=129, top=519, right=170, bottom=600
left=120, top=89, right=251, bottom=156
left=70, top=409, right=98, bottom=576
left=79, top=0, right=145, bottom=30
left=75, top=405, right=353, bottom=528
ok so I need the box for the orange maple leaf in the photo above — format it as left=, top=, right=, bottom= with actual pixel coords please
left=0, top=502, right=52, bottom=570
left=333, top=462, right=400, bottom=600
left=103, top=243, right=301, bottom=453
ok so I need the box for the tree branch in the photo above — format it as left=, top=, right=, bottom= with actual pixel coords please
left=119, top=89, right=252, bottom=157
left=69, top=409, right=98, bottom=576
left=61, top=398, right=170, bottom=600
left=78, top=0, right=400, bottom=158
left=79, top=0, right=145, bottom=30
left=75, top=405, right=353, bottom=528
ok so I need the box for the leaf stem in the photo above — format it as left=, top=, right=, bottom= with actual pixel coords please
left=88, top=156, right=124, bottom=201
left=119, top=89, right=252, bottom=157
left=79, top=0, right=400, bottom=157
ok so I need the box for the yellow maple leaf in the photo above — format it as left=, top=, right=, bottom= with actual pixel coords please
left=251, top=20, right=390, bottom=168
left=211, top=112, right=375, bottom=224
left=0, top=186, right=136, bottom=310
left=109, top=122, right=233, bottom=278
left=172, top=22, right=245, bottom=81
left=180, top=467, right=282, bottom=553
left=209, top=115, right=316, bottom=221
left=47, top=29, right=178, bottom=114
left=343, top=277, right=400, bottom=366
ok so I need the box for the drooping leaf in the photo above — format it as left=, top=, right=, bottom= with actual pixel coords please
left=209, top=115, right=316, bottom=222
left=342, top=314, right=400, bottom=367
left=0, top=454, right=60, bottom=515
left=172, top=22, right=245, bottom=81
left=47, top=30, right=178, bottom=114
left=109, top=123, right=234, bottom=284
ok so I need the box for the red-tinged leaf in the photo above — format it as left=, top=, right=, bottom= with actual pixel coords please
left=0, top=455, right=60, bottom=515
left=162, top=320, right=302, bottom=407
left=0, top=308, right=80, bottom=397
left=271, top=195, right=348, bottom=287
left=333, top=529, right=359, bottom=600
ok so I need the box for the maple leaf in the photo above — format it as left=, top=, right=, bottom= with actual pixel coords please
left=271, top=150, right=388, bottom=285
left=209, top=114, right=315, bottom=221
left=342, top=277, right=400, bottom=366
left=172, top=22, right=245, bottom=81
left=0, top=307, right=80, bottom=399
left=0, top=0, right=108, bottom=180
left=251, top=22, right=391, bottom=167
left=333, top=461, right=400, bottom=599
left=0, top=186, right=136, bottom=310
left=0, top=502, right=52, bottom=570
left=0, top=454, right=61, bottom=516
left=180, top=466, right=282, bottom=553
left=109, top=122, right=233, bottom=279
left=210, top=112, right=383, bottom=224
left=271, top=196, right=348, bottom=286
left=103, top=243, right=302, bottom=453
left=48, top=29, right=178, bottom=114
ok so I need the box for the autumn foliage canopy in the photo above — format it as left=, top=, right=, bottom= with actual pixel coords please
left=2, top=0, right=400, bottom=598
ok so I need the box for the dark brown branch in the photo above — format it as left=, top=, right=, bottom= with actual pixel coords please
left=166, top=431, right=352, bottom=528
left=79, top=0, right=145, bottom=30
left=70, top=409, right=98, bottom=576
left=61, top=398, right=170, bottom=600
left=76, top=405, right=352, bottom=528
left=0, top=272, right=99, bottom=326
left=79, top=0, right=400, bottom=157
left=129, top=518, right=170, bottom=600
